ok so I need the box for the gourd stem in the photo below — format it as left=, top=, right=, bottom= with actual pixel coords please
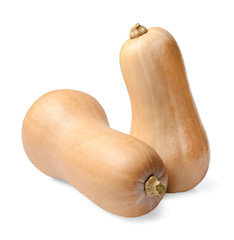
left=145, top=175, right=166, bottom=197
left=129, top=23, right=148, bottom=39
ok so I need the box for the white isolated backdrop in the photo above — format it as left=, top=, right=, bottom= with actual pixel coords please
left=0, top=0, right=233, bottom=239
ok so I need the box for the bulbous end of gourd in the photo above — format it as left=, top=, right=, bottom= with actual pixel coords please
left=130, top=23, right=148, bottom=39
left=145, top=175, right=166, bottom=197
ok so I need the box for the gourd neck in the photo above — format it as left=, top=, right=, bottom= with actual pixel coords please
left=130, top=23, right=148, bottom=39
left=145, top=175, right=166, bottom=197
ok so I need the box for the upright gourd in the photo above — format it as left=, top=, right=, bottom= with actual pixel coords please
left=22, top=89, right=168, bottom=217
left=120, top=23, right=210, bottom=193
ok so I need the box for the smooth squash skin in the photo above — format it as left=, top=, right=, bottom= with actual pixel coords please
left=22, top=89, right=168, bottom=217
left=120, top=24, right=210, bottom=193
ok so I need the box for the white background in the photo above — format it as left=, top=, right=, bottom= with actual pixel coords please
left=0, top=0, right=233, bottom=239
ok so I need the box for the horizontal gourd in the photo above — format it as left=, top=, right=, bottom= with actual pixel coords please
left=22, top=89, right=168, bottom=217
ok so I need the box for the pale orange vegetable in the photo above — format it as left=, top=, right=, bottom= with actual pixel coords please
left=22, top=89, right=168, bottom=217
left=120, top=24, right=210, bottom=193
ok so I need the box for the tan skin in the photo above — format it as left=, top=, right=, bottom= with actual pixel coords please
left=22, top=89, right=167, bottom=217
left=120, top=24, right=210, bottom=193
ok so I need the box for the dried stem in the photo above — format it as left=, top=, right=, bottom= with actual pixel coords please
left=130, top=23, right=148, bottom=39
left=145, top=175, right=166, bottom=197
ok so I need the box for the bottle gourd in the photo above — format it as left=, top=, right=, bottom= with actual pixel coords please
left=120, top=23, right=210, bottom=193
left=22, top=89, right=168, bottom=217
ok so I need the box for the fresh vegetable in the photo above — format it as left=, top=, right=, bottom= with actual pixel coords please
left=22, top=89, right=168, bottom=217
left=120, top=23, right=210, bottom=193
